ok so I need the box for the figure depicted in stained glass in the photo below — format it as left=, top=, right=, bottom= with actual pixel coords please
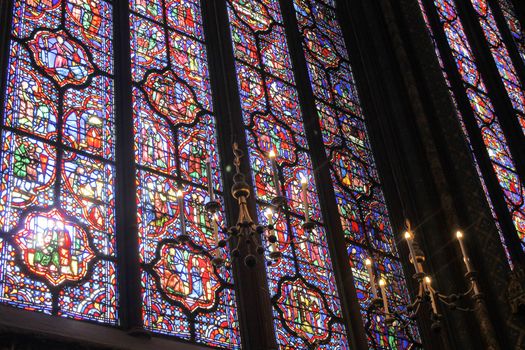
left=277, top=279, right=330, bottom=345
left=304, top=28, right=340, bottom=68
left=153, top=243, right=221, bottom=312
left=18, top=80, right=53, bottom=132
left=144, top=71, right=201, bottom=125
left=142, top=174, right=179, bottom=234
left=4, top=135, right=56, bottom=212
left=67, top=0, right=102, bottom=44
left=64, top=97, right=104, bottom=154
left=15, top=209, right=94, bottom=286
left=14, top=141, right=39, bottom=181
left=28, top=30, right=94, bottom=86
left=230, top=0, right=273, bottom=32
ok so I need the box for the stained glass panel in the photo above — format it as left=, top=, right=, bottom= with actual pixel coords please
left=470, top=0, right=525, bottom=133
left=498, top=0, right=525, bottom=65
left=417, top=0, right=512, bottom=265
left=129, top=0, right=241, bottom=347
left=423, top=0, right=525, bottom=250
left=0, top=0, right=117, bottom=323
left=293, top=0, right=421, bottom=347
left=227, top=0, right=349, bottom=348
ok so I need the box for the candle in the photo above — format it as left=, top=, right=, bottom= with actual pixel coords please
left=365, top=258, right=378, bottom=299
left=404, top=231, right=420, bottom=272
left=265, top=207, right=274, bottom=227
left=425, top=276, right=439, bottom=314
left=269, top=150, right=281, bottom=197
left=456, top=231, right=474, bottom=273
left=177, top=189, right=186, bottom=237
left=211, top=213, right=221, bottom=258
left=206, top=157, right=215, bottom=202
left=301, top=175, right=310, bottom=222
left=265, top=208, right=277, bottom=252
left=379, top=278, right=389, bottom=315
left=212, top=213, right=219, bottom=244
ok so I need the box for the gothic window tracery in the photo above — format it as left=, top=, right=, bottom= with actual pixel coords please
left=129, top=0, right=241, bottom=346
left=0, top=0, right=118, bottom=324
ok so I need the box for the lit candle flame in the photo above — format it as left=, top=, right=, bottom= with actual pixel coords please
left=379, top=278, right=386, bottom=287
left=404, top=231, right=412, bottom=240
left=269, top=149, right=276, bottom=159
left=424, top=276, right=432, bottom=285
left=456, top=230, right=463, bottom=239
left=177, top=189, right=183, bottom=198
left=365, top=258, right=372, bottom=266
left=300, top=175, right=308, bottom=185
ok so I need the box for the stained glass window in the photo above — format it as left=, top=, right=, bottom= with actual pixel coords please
left=226, top=0, right=350, bottom=347
left=420, top=0, right=525, bottom=252
left=129, top=0, right=241, bottom=347
left=292, top=0, right=421, bottom=347
left=416, top=0, right=511, bottom=264
left=499, top=0, right=525, bottom=65
left=0, top=0, right=117, bottom=323
left=469, top=0, right=525, bottom=133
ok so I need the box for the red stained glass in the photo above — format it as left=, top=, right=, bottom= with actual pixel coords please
left=129, top=0, right=241, bottom=347
left=0, top=0, right=118, bottom=324
left=227, top=0, right=350, bottom=348
left=293, top=0, right=421, bottom=347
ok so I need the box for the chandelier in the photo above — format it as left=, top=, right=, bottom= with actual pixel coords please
left=363, top=219, right=490, bottom=336
left=177, top=143, right=314, bottom=268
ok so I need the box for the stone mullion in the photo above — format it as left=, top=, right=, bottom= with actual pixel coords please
left=113, top=0, right=144, bottom=334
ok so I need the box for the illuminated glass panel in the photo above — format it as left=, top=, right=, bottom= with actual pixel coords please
left=427, top=0, right=525, bottom=248
left=226, top=0, right=349, bottom=348
left=293, top=0, right=421, bottom=347
left=470, top=0, right=525, bottom=133
left=499, top=0, right=525, bottom=64
left=417, top=0, right=511, bottom=265
left=129, top=0, right=241, bottom=347
left=0, top=0, right=117, bottom=323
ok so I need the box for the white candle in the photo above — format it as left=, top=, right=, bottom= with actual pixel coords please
left=212, top=213, right=219, bottom=244
left=206, top=157, right=215, bottom=202
left=379, top=278, right=389, bottom=315
left=425, top=276, right=439, bottom=314
left=265, top=208, right=277, bottom=252
left=177, top=189, right=186, bottom=236
left=404, top=231, right=420, bottom=272
left=301, top=175, right=310, bottom=222
left=212, top=213, right=221, bottom=257
left=456, top=231, right=474, bottom=273
left=365, top=258, right=378, bottom=299
left=269, top=150, right=281, bottom=197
